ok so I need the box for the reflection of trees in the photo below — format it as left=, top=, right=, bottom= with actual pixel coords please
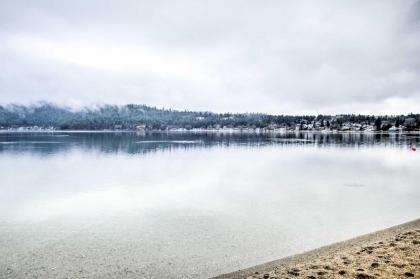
left=0, top=132, right=418, bottom=156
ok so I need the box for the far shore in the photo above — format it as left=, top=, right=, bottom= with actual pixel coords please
left=213, top=219, right=420, bottom=279
left=1, top=129, right=420, bottom=134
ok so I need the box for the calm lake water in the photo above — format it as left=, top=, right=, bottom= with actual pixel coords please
left=0, top=132, right=419, bottom=278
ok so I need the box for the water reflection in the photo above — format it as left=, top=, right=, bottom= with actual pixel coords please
left=0, top=132, right=419, bottom=278
left=0, top=131, right=418, bottom=155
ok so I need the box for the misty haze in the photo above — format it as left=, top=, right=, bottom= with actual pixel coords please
left=0, top=1, right=419, bottom=279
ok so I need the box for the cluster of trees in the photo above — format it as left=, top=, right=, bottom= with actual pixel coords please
left=0, top=103, right=419, bottom=131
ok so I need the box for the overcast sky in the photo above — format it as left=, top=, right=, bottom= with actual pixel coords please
left=0, top=0, right=419, bottom=114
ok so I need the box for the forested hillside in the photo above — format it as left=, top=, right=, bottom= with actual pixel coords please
left=0, top=103, right=419, bottom=131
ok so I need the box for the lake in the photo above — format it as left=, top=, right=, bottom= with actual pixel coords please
left=0, top=131, right=419, bottom=278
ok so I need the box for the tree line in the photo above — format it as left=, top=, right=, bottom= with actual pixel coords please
left=0, top=103, right=419, bottom=131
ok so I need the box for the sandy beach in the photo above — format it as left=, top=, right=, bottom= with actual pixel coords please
left=214, top=219, right=420, bottom=279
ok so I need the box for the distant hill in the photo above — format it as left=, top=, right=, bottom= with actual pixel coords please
left=0, top=103, right=419, bottom=131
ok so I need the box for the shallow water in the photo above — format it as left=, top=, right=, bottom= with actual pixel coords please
left=0, top=132, right=419, bottom=278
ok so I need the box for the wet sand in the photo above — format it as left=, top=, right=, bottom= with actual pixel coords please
left=214, top=219, right=420, bottom=279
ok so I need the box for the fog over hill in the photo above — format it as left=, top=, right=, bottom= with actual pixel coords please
left=0, top=103, right=419, bottom=131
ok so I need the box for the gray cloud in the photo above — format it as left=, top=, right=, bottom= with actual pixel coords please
left=0, top=0, right=419, bottom=114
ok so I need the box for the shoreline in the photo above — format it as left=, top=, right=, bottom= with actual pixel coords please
left=1, top=129, right=420, bottom=134
left=213, top=219, right=420, bottom=279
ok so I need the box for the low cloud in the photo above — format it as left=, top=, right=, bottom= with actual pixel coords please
left=0, top=0, right=419, bottom=114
